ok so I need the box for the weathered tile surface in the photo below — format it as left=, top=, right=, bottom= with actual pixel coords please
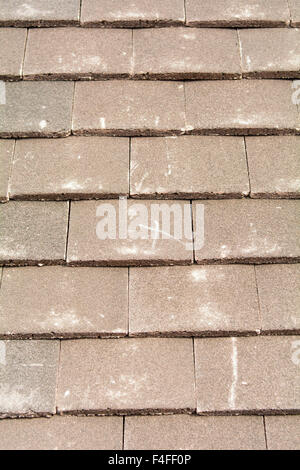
left=0, top=201, right=69, bottom=265
left=0, top=0, right=80, bottom=26
left=72, top=81, right=185, bottom=136
left=193, top=200, right=300, bottom=264
left=290, top=0, right=300, bottom=26
left=24, top=28, right=133, bottom=80
left=10, top=137, right=129, bottom=200
left=0, top=140, right=14, bottom=202
left=265, top=416, right=300, bottom=450
left=0, top=416, right=123, bottom=450
left=195, top=336, right=300, bottom=414
left=130, top=136, right=249, bottom=198
left=125, top=415, right=266, bottom=450
left=0, top=28, right=27, bottom=79
left=0, top=82, right=73, bottom=138
left=133, top=28, right=241, bottom=79
left=246, top=136, right=300, bottom=198
left=57, top=338, right=195, bottom=414
left=67, top=200, right=193, bottom=266
left=185, top=0, right=290, bottom=27
left=0, top=340, right=59, bottom=418
left=240, top=29, right=300, bottom=78
left=129, top=266, right=259, bottom=336
left=0, top=267, right=128, bottom=339
left=81, top=0, right=185, bottom=27
left=185, top=80, right=300, bottom=135
left=256, top=265, right=300, bottom=334
left=246, top=137, right=300, bottom=198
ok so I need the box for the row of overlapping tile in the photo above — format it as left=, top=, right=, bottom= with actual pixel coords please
left=1, top=26, right=300, bottom=80
left=0, top=0, right=299, bottom=28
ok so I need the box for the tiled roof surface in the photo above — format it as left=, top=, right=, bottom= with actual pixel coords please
left=0, top=0, right=299, bottom=450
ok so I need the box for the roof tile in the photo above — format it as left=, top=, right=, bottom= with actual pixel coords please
left=129, top=265, right=260, bottom=336
left=0, top=140, right=14, bottom=202
left=195, top=336, right=300, bottom=414
left=0, top=340, right=59, bottom=418
left=0, top=266, right=128, bottom=339
left=0, top=82, right=73, bottom=138
left=57, top=338, right=195, bottom=414
left=0, top=201, right=69, bottom=266
left=10, top=137, right=129, bottom=200
left=0, top=28, right=27, bottom=79
left=265, top=416, right=300, bottom=450
left=290, top=0, right=300, bottom=27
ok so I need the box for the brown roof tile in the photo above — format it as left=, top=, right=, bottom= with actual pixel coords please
left=193, top=200, right=300, bottom=264
left=129, top=265, right=260, bottom=336
left=0, top=140, right=14, bottom=202
left=0, top=266, right=128, bottom=339
left=0, top=82, right=73, bottom=138
left=290, top=0, right=300, bottom=27
left=10, top=137, right=129, bottom=200
left=246, top=136, right=300, bottom=199
left=256, top=264, right=300, bottom=334
left=24, top=28, right=133, bottom=80
left=125, top=415, right=266, bottom=450
left=81, top=0, right=185, bottom=27
left=57, top=338, right=195, bottom=414
left=240, top=29, right=300, bottom=78
left=0, top=201, right=69, bottom=266
left=0, top=339, right=59, bottom=418
left=0, top=28, right=27, bottom=80
left=195, top=336, right=300, bottom=414
left=185, top=80, right=300, bottom=135
left=0, top=0, right=80, bottom=26
left=133, top=28, right=241, bottom=79
left=72, top=81, right=185, bottom=136
left=130, top=136, right=249, bottom=198
left=0, top=415, right=123, bottom=450
left=265, top=416, right=300, bottom=450
left=185, top=0, right=290, bottom=27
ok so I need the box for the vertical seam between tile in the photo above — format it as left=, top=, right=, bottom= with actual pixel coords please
left=20, top=28, right=29, bottom=78
left=79, top=0, right=83, bottom=24
left=122, top=416, right=125, bottom=450
left=253, top=265, right=263, bottom=335
left=183, top=0, right=187, bottom=24
left=64, top=201, right=72, bottom=263
left=190, top=200, right=195, bottom=264
left=183, top=81, right=188, bottom=132
left=243, top=137, right=252, bottom=197
left=128, top=137, right=132, bottom=196
left=263, top=416, right=269, bottom=450
left=7, top=139, right=16, bottom=200
left=286, top=0, right=292, bottom=26
left=0, top=266, right=4, bottom=293
left=236, top=29, right=243, bottom=79
left=55, top=340, right=62, bottom=415
left=130, top=29, right=135, bottom=77
left=127, top=267, right=130, bottom=337
left=192, top=337, right=197, bottom=412
left=70, top=81, right=76, bottom=136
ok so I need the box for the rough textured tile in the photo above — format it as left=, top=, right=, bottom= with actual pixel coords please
left=0, top=28, right=27, bottom=79
left=185, top=80, right=300, bottom=135
left=0, top=0, right=80, bottom=26
left=0, top=266, right=128, bottom=339
left=81, top=0, right=185, bottom=27
left=265, top=416, right=300, bottom=450
left=130, top=136, right=249, bottom=198
left=129, top=266, right=259, bottom=337
left=72, top=81, right=185, bottom=136
left=290, top=0, right=300, bottom=26
left=0, top=140, right=14, bottom=202
left=193, top=200, right=300, bottom=264
left=10, top=137, right=129, bottom=200
left=195, top=336, right=300, bottom=414
left=0, top=340, right=59, bottom=418
left=133, top=28, right=241, bottom=79
left=246, top=136, right=300, bottom=198
left=186, top=0, right=290, bottom=27
left=0, top=416, right=123, bottom=450
left=0, top=201, right=69, bottom=266
left=240, top=29, right=300, bottom=78
left=57, top=338, right=195, bottom=414
left=0, top=82, right=73, bottom=138
left=24, top=28, right=133, bottom=80
left=125, top=415, right=266, bottom=450
left=256, top=265, right=300, bottom=334
left=67, top=200, right=193, bottom=266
